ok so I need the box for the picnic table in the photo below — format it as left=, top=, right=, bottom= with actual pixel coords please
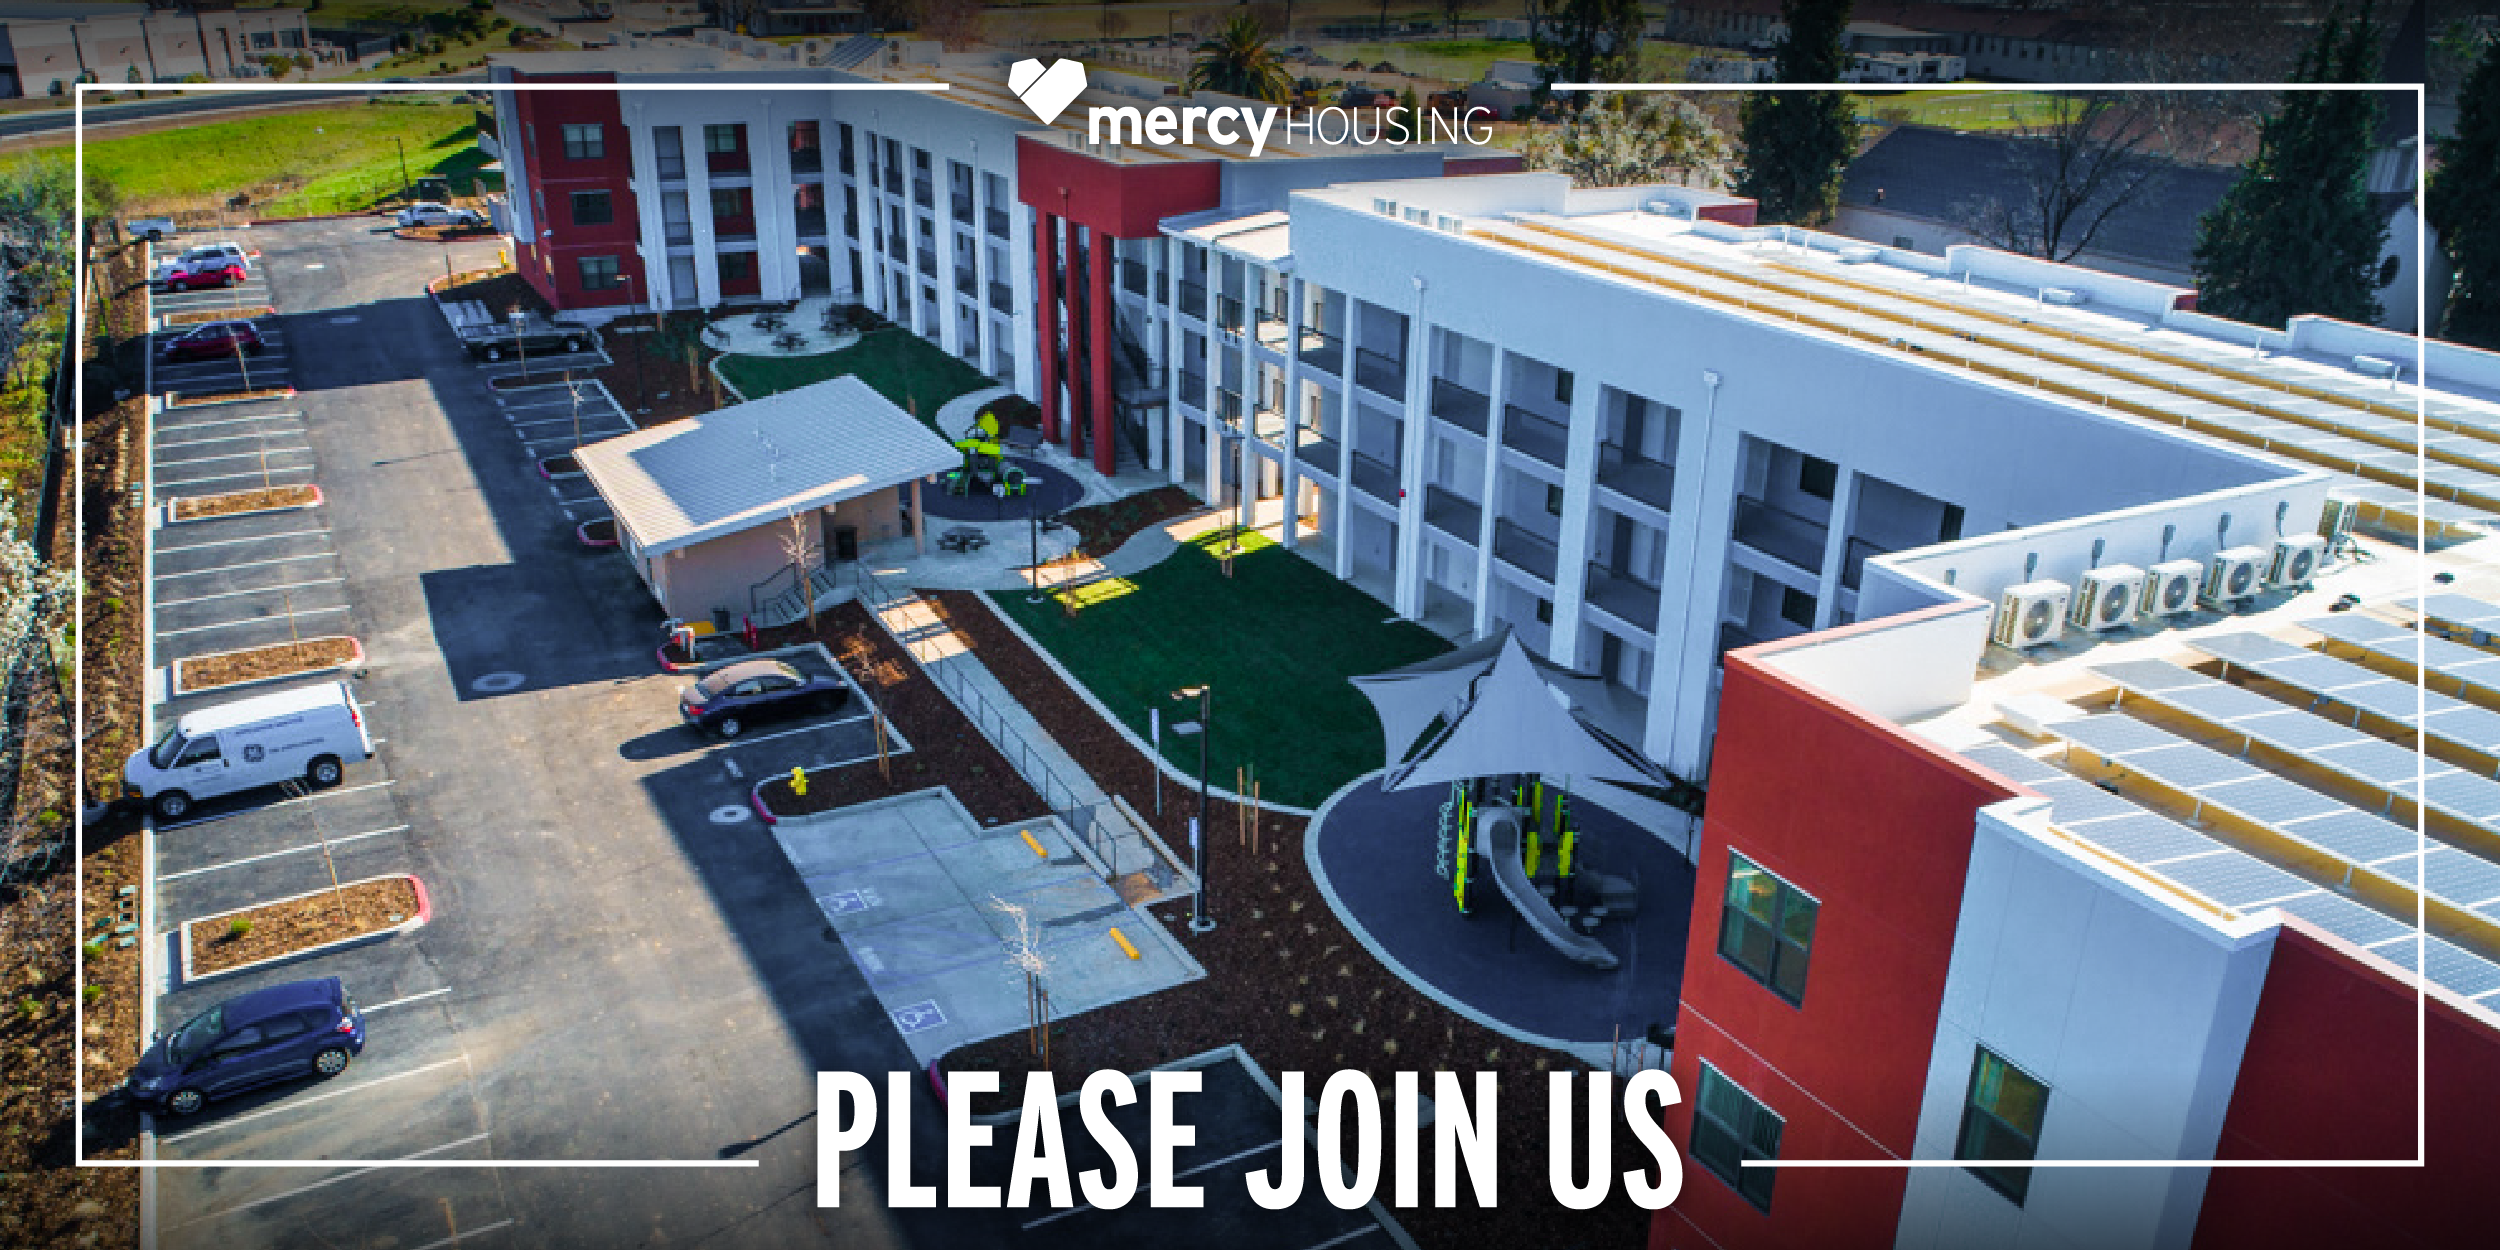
left=938, top=525, right=989, bottom=553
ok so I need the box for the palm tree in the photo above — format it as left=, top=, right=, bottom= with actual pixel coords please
left=1186, top=14, right=1294, bottom=105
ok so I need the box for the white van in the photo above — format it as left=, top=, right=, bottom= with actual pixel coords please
left=124, top=682, right=374, bottom=820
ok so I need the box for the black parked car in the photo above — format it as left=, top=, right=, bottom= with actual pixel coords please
left=123, top=977, right=365, bottom=1117
left=460, top=323, right=594, bottom=362
left=679, top=658, right=849, bottom=738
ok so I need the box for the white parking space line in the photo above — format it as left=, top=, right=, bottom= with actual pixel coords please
left=156, top=604, right=351, bottom=639
left=408, top=1219, right=516, bottom=1250
left=716, top=711, right=873, bottom=750
left=158, top=527, right=332, bottom=554
left=507, top=413, right=624, bottom=431
left=156, top=429, right=312, bottom=451
left=157, top=826, right=408, bottom=882
left=154, top=780, right=395, bottom=831
left=157, top=1056, right=467, bottom=1145
left=520, top=432, right=620, bottom=451
left=154, top=447, right=316, bottom=470
left=168, top=1133, right=493, bottom=1228
left=156, top=551, right=334, bottom=579
left=155, top=465, right=318, bottom=490
left=155, top=412, right=303, bottom=433
left=156, top=577, right=342, bottom=609
left=364, top=987, right=453, bottom=1014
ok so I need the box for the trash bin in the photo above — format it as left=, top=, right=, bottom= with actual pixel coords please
left=832, top=525, right=859, bottom=563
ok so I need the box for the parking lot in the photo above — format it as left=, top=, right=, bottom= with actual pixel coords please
left=488, top=374, right=632, bottom=521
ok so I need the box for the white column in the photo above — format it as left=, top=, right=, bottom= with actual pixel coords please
left=1391, top=290, right=1433, bottom=618
left=1163, top=236, right=1185, bottom=484
left=1470, top=348, right=1510, bottom=639
left=1648, top=372, right=1737, bottom=780
left=754, top=103, right=800, bottom=302
left=1544, top=369, right=1605, bottom=670
left=685, top=126, right=720, bottom=309
left=1279, top=271, right=1305, bottom=549
left=1012, top=197, right=1038, bottom=398
left=1812, top=468, right=1861, bottom=629
left=1333, top=300, right=1358, bottom=582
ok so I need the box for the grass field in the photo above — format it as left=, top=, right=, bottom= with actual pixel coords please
left=993, top=527, right=1451, bottom=807
left=46, top=97, right=484, bottom=215
left=716, top=328, right=996, bottom=435
left=1851, top=90, right=2061, bottom=131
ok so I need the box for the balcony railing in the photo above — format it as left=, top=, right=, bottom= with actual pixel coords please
left=986, top=206, right=1010, bottom=237
left=1843, top=536, right=1887, bottom=591
left=990, top=280, right=1014, bottom=314
left=1299, top=432, right=1341, bottom=477
left=1500, top=405, right=1567, bottom=468
left=912, top=177, right=933, bottom=208
left=1584, top=563, right=1662, bottom=633
left=1423, top=485, right=1483, bottom=541
left=1216, top=296, right=1246, bottom=334
left=1353, top=347, right=1404, bottom=398
left=655, top=156, right=686, bottom=181
left=1298, top=328, right=1342, bottom=373
left=663, top=224, right=693, bottom=246
left=1430, top=378, right=1491, bottom=437
left=1121, top=259, right=1148, bottom=295
left=1731, top=496, right=1831, bottom=575
left=886, top=238, right=906, bottom=261
left=794, top=208, right=828, bottom=238
left=715, top=220, right=758, bottom=243
left=955, top=270, right=977, bottom=297
left=1254, top=406, right=1289, bottom=445
left=790, top=148, right=824, bottom=175
left=1178, top=371, right=1206, bottom=405
left=708, top=152, right=750, bottom=176
left=1177, top=280, right=1207, bottom=318
left=1596, top=443, right=1676, bottom=512
left=916, top=254, right=937, bottom=278
left=1493, top=519, right=1558, bottom=584
left=952, top=193, right=974, bottom=224
left=1349, top=452, right=1399, bottom=503
left=1216, top=389, right=1243, bottom=424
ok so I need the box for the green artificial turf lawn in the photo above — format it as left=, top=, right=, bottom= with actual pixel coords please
left=716, top=328, right=996, bottom=435
left=992, top=527, right=1450, bottom=808
left=71, top=98, right=481, bottom=214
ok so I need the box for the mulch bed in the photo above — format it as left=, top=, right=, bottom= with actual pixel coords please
left=167, top=387, right=292, bottom=408
left=925, top=592, right=1654, bottom=1248
left=171, top=484, right=319, bottom=521
left=394, top=224, right=497, bottom=243
left=538, top=454, right=583, bottom=477
left=175, top=636, right=360, bottom=693
left=578, top=517, right=619, bottom=546
left=164, top=306, right=273, bottom=326
left=189, top=877, right=419, bottom=977
left=1050, top=485, right=1210, bottom=560
left=730, top=603, right=1045, bottom=825
left=584, top=312, right=726, bottom=424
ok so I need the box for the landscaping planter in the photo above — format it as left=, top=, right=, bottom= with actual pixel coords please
left=180, top=875, right=427, bottom=983
left=576, top=517, right=619, bottom=547
left=164, top=306, right=274, bottom=327
left=171, top=636, right=362, bottom=697
left=166, top=386, right=295, bottom=409
left=536, top=454, right=584, bottom=480
left=169, top=484, right=321, bottom=522
left=393, top=224, right=497, bottom=243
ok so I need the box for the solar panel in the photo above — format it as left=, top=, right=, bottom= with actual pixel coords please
left=2190, top=632, right=2313, bottom=668
left=2158, top=680, right=2282, bottom=724
left=2426, top=936, right=2500, bottom=999
left=2067, top=811, right=2223, bottom=865
left=1962, top=742, right=2061, bottom=785
left=2418, top=771, right=2500, bottom=824
left=2311, top=737, right=2444, bottom=789
left=2092, top=659, right=2211, bottom=695
left=2199, top=775, right=2344, bottom=826
left=2277, top=809, right=2426, bottom=867
left=2274, top=891, right=2420, bottom=949
left=2196, top=629, right=2500, bottom=751
left=2058, top=714, right=2180, bottom=758
left=2029, top=777, right=2145, bottom=825
left=2235, top=709, right=2365, bottom=752
left=2417, top=593, right=2500, bottom=633
left=2423, top=847, right=2500, bottom=914
left=2161, top=853, right=2315, bottom=909
left=2136, top=743, right=2268, bottom=790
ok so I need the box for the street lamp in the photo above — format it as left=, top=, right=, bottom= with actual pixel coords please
left=1169, top=684, right=1214, bottom=934
left=623, top=270, right=649, bottom=415
left=509, top=306, right=529, bottom=382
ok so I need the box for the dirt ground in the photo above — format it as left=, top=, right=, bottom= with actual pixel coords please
left=170, top=483, right=319, bottom=520
left=175, top=636, right=361, bottom=694
left=187, top=876, right=419, bottom=977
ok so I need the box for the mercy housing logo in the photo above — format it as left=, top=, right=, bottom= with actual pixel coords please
left=1008, top=57, right=1494, bottom=159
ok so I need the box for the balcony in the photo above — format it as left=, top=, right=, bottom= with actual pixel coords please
left=1254, top=406, right=1289, bottom=446
left=708, top=152, right=750, bottom=177
left=952, top=193, right=974, bottom=224
left=1121, top=259, right=1149, bottom=295
left=1299, top=432, right=1341, bottom=477
left=986, top=206, right=1010, bottom=237
left=912, top=177, right=933, bottom=209
left=1430, top=378, right=1491, bottom=437
left=1177, top=279, right=1207, bottom=318
left=1353, top=347, right=1405, bottom=398
left=1349, top=452, right=1400, bottom=503
left=663, top=223, right=693, bottom=247
left=1584, top=563, right=1662, bottom=633
left=794, top=208, right=828, bottom=238
left=655, top=156, right=686, bottom=182
left=990, top=280, right=1014, bottom=314
left=1178, top=370, right=1206, bottom=405
left=1216, top=296, right=1246, bottom=334
left=1500, top=406, right=1567, bottom=469
left=1732, top=497, right=1831, bottom=575
left=1298, top=328, right=1342, bottom=373
left=838, top=148, right=855, bottom=176
left=791, top=147, right=824, bottom=175
left=1493, top=519, right=1558, bottom=584
left=714, top=218, right=758, bottom=244
left=955, top=269, right=977, bottom=297
left=1423, top=485, right=1482, bottom=541
left=886, top=238, right=906, bottom=262
left=916, top=253, right=937, bottom=279
left=1596, top=444, right=1676, bottom=512
left=1842, top=536, right=1888, bottom=592
left=1215, top=389, right=1243, bottom=425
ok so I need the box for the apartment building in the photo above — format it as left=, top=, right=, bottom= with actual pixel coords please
left=0, top=1, right=311, bottom=95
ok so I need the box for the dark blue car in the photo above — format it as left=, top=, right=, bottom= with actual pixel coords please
left=125, top=977, right=364, bottom=1117
left=678, top=658, right=849, bottom=738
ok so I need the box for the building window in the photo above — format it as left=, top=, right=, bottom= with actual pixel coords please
left=1940, top=503, right=1966, bottom=542
left=1717, top=851, right=1817, bottom=1005
left=1690, top=1063, right=1781, bottom=1212
left=705, top=123, right=742, bottom=154
left=1799, top=455, right=1838, bottom=500
left=578, top=256, right=622, bottom=291
left=720, top=253, right=752, bottom=281
left=561, top=123, right=604, bottom=160
left=1545, top=484, right=1565, bottom=516
left=1535, top=598, right=1553, bottom=624
left=1555, top=369, right=1574, bottom=403
left=1958, top=1048, right=2049, bottom=1205
left=711, top=187, right=744, bottom=219
left=570, top=190, right=613, bottom=226
left=1779, top=587, right=1816, bottom=629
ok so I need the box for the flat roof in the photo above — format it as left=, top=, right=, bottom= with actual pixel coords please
left=576, top=375, right=958, bottom=558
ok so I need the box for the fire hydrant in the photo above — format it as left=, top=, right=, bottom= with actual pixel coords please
left=790, top=766, right=807, bottom=797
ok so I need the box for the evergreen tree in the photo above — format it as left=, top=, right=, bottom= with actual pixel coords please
left=1528, top=0, right=1646, bottom=111
left=2428, top=34, right=2500, bottom=349
left=1186, top=14, right=1294, bottom=104
left=1731, top=0, right=1858, bottom=225
left=2191, top=5, right=2390, bottom=329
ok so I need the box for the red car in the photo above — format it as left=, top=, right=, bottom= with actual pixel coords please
left=160, top=321, right=264, bottom=362
left=161, top=261, right=247, bottom=292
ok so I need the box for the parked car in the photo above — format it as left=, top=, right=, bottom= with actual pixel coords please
left=679, top=658, right=849, bottom=738
left=124, top=681, right=372, bottom=819
left=460, top=320, right=593, bottom=361
left=158, top=321, right=265, bottom=363
left=398, top=202, right=485, bottom=228
left=159, top=258, right=247, bottom=292
left=152, top=242, right=251, bottom=285
left=122, top=977, right=365, bottom=1117
left=127, top=216, right=177, bottom=242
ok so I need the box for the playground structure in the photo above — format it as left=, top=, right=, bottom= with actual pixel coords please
left=1354, top=632, right=1675, bottom=972
left=944, top=406, right=1027, bottom=498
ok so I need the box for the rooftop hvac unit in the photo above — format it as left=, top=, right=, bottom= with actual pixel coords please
left=2319, top=495, right=2358, bottom=548
left=2069, top=564, right=2145, bottom=632
left=1643, top=199, right=1693, bottom=218
left=2350, top=355, right=2399, bottom=379
left=2202, top=546, right=2269, bottom=608
left=1994, top=580, right=2071, bottom=650
left=1837, top=245, right=1880, bottom=264
left=2144, top=559, right=2203, bottom=618
left=2270, top=534, right=2327, bottom=587
left=2040, top=287, right=2089, bottom=306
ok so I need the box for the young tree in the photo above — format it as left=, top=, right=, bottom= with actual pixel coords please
left=1529, top=0, right=1645, bottom=110
left=1440, top=0, right=1468, bottom=35
left=2429, top=32, right=2500, bottom=348
left=2192, top=5, right=2390, bottom=329
left=1524, top=94, right=1728, bottom=189
left=919, top=0, right=984, bottom=50
left=1186, top=14, right=1294, bottom=104
left=1732, top=0, right=1858, bottom=225
left=1955, top=93, right=2174, bottom=263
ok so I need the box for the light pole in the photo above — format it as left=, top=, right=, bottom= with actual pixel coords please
left=623, top=271, right=649, bottom=415
left=1169, top=684, right=1214, bottom=934
left=509, top=306, right=529, bottom=382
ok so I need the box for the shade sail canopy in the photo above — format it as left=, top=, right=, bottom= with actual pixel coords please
left=1361, top=633, right=1673, bottom=792
left=1349, top=626, right=1609, bottom=765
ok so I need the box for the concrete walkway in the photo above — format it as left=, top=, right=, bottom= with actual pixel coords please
left=931, top=383, right=1014, bottom=440
left=698, top=297, right=861, bottom=357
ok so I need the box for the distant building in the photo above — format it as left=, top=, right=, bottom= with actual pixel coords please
left=0, top=1, right=311, bottom=96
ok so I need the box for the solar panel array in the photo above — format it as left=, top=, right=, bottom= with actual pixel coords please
left=2186, top=632, right=2500, bottom=760
left=1962, top=740, right=2500, bottom=1005
left=2300, top=613, right=2500, bottom=701
left=2414, top=593, right=2500, bottom=641
left=2091, top=659, right=2500, bottom=834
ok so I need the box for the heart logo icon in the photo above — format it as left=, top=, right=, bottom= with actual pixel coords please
left=1008, top=57, right=1088, bottom=126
